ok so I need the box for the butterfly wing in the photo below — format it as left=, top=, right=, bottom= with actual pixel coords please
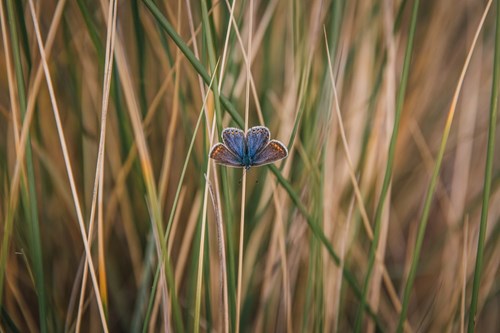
left=246, top=126, right=270, bottom=159
left=251, top=140, right=288, bottom=167
left=222, top=128, right=246, bottom=159
left=209, top=143, right=245, bottom=168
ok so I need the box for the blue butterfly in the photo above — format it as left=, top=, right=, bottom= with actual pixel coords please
left=210, top=126, right=288, bottom=170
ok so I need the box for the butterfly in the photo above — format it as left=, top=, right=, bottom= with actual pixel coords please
left=210, top=126, right=288, bottom=170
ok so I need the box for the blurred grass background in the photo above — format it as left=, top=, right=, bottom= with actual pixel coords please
left=1, top=0, right=499, bottom=332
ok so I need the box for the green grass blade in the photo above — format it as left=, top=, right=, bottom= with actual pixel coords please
left=142, top=0, right=243, bottom=127
left=131, top=0, right=148, bottom=114
left=142, top=62, right=219, bottom=332
left=269, top=165, right=383, bottom=329
left=355, top=0, right=420, bottom=331
left=4, top=2, right=47, bottom=332
left=467, top=0, right=500, bottom=331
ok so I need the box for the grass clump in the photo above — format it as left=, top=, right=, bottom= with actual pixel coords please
left=0, top=0, right=499, bottom=332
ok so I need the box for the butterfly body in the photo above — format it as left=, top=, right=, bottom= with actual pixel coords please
left=210, top=126, right=288, bottom=170
left=242, top=154, right=252, bottom=168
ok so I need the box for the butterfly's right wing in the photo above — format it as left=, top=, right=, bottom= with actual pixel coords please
left=222, top=128, right=246, bottom=159
left=246, top=126, right=270, bottom=159
left=251, top=140, right=288, bottom=167
left=209, top=143, right=245, bottom=168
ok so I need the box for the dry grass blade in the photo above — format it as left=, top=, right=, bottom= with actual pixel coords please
left=75, top=0, right=118, bottom=330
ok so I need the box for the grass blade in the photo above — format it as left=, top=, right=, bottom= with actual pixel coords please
left=355, top=0, right=420, bottom=330
left=467, top=0, right=500, bottom=331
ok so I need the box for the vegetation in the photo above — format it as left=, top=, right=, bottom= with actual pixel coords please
left=0, top=0, right=499, bottom=332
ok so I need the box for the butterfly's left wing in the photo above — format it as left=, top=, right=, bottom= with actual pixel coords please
left=210, top=143, right=245, bottom=168
left=251, top=140, right=288, bottom=167
left=222, top=128, right=246, bottom=159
